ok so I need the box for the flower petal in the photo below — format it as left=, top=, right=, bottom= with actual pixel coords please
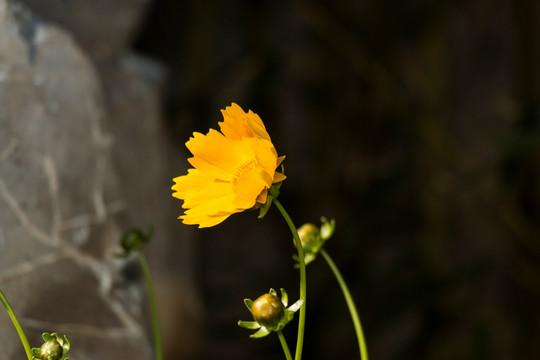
left=219, top=103, right=272, bottom=141
left=245, top=110, right=271, bottom=141
left=178, top=210, right=232, bottom=229
left=219, top=103, right=255, bottom=140
left=233, top=169, right=268, bottom=209
left=185, top=130, right=243, bottom=180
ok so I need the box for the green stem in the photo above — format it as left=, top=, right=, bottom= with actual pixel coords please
left=0, top=288, right=33, bottom=360
left=272, top=197, right=307, bottom=360
left=320, top=249, right=368, bottom=360
left=277, top=330, right=293, bottom=360
left=137, top=250, right=163, bottom=360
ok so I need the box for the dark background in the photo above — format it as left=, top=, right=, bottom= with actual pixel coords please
left=132, top=0, right=540, bottom=359
left=19, top=0, right=540, bottom=358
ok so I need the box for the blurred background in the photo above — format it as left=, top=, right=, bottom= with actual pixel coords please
left=13, top=0, right=540, bottom=359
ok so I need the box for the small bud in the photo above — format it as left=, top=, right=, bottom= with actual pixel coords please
left=32, top=332, right=70, bottom=360
left=38, top=339, right=63, bottom=360
left=293, top=218, right=336, bottom=266
left=296, top=223, right=321, bottom=254
left=117, top=226, right=154, bottom=256
left=121, top=229, right=147, bottom=252
left=251, top=293, right=285, bottom=330
left=239, top=288, right=302, bottom=338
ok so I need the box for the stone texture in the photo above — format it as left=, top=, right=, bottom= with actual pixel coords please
left=18, top=0, right=150, bottom=62
left=0, top=1, right=152, bottom=358
left=105, top=54, right=203, bottom=359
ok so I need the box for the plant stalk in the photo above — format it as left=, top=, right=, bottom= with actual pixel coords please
left=278, top=330, right=293, bottom=360
left=0, top=288, right=33, bottom=360
left=138, top=250, right=163, bottom=360
left=272, top=197, right=307, bottom=360
left=320, top=248, right=368, bottom=360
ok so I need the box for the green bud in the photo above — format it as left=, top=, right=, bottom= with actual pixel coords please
left=38, top=339, right=63, bottom=360
left=296, top=223, right=321, bottom=254
left=239, top=288, right=302, bottom=338
left=118, top=226, right=154, bottom=256
left=251, top=293, right=285, bottom=330
left=293, top=218, right=336, bottom=266
left=32, top=332, right=70, bottom=360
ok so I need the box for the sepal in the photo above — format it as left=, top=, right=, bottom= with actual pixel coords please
left=244, top=298, right=254, bottom=312
left=250, top=327, right=271, bottom=338
left=238, top=320, right=261, bottom=330
left=257, top=164, right=285, bottom=219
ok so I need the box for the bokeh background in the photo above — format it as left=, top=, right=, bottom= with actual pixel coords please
left=12, top=0, right=540, bottom=359
left=132, top=0, right=540, bottom=359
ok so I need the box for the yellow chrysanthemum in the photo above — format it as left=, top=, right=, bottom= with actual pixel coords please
left=172, top=103, right=286, bottom=228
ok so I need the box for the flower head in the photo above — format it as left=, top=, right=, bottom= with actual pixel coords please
left=172, top=103, right=286, bottom=227
left=238, top=288, right=303, bottom=338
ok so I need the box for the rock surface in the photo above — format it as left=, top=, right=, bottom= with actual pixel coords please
left=18, top=0, right=150, bottom=62
left=0, top=1, right=153, bottom=358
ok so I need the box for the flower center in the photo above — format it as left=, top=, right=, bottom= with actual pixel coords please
left=232, top=160, right=257, bottom=184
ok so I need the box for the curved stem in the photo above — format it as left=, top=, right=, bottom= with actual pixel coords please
left=272, top=197, right=307, bottom=360
left=138, top=250, right=163, bottom=360
left=277, top=330, right=293, bottom=360
left=0, top=288, right=33, bottom=360
left=320, top=249, right=368, bottom=360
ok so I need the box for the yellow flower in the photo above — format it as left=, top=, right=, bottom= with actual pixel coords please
left=172, top=103, right=286, bottom=228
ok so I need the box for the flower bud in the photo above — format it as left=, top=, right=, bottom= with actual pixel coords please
left=32, top=333, right=70, bottom=360
left=38, top=339, right=63, bottom=360
left=121, top=229, right=147, bottom=252
left=251, top=293, right=284, bottom=330
left=296, top=223, right=321, bottom=254
left=118, top=226, right=154, bottom=256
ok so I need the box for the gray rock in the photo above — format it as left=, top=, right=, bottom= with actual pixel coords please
left=17, top=0, right=151, bottom=62
left=0, top=1, right=152, bottom=358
